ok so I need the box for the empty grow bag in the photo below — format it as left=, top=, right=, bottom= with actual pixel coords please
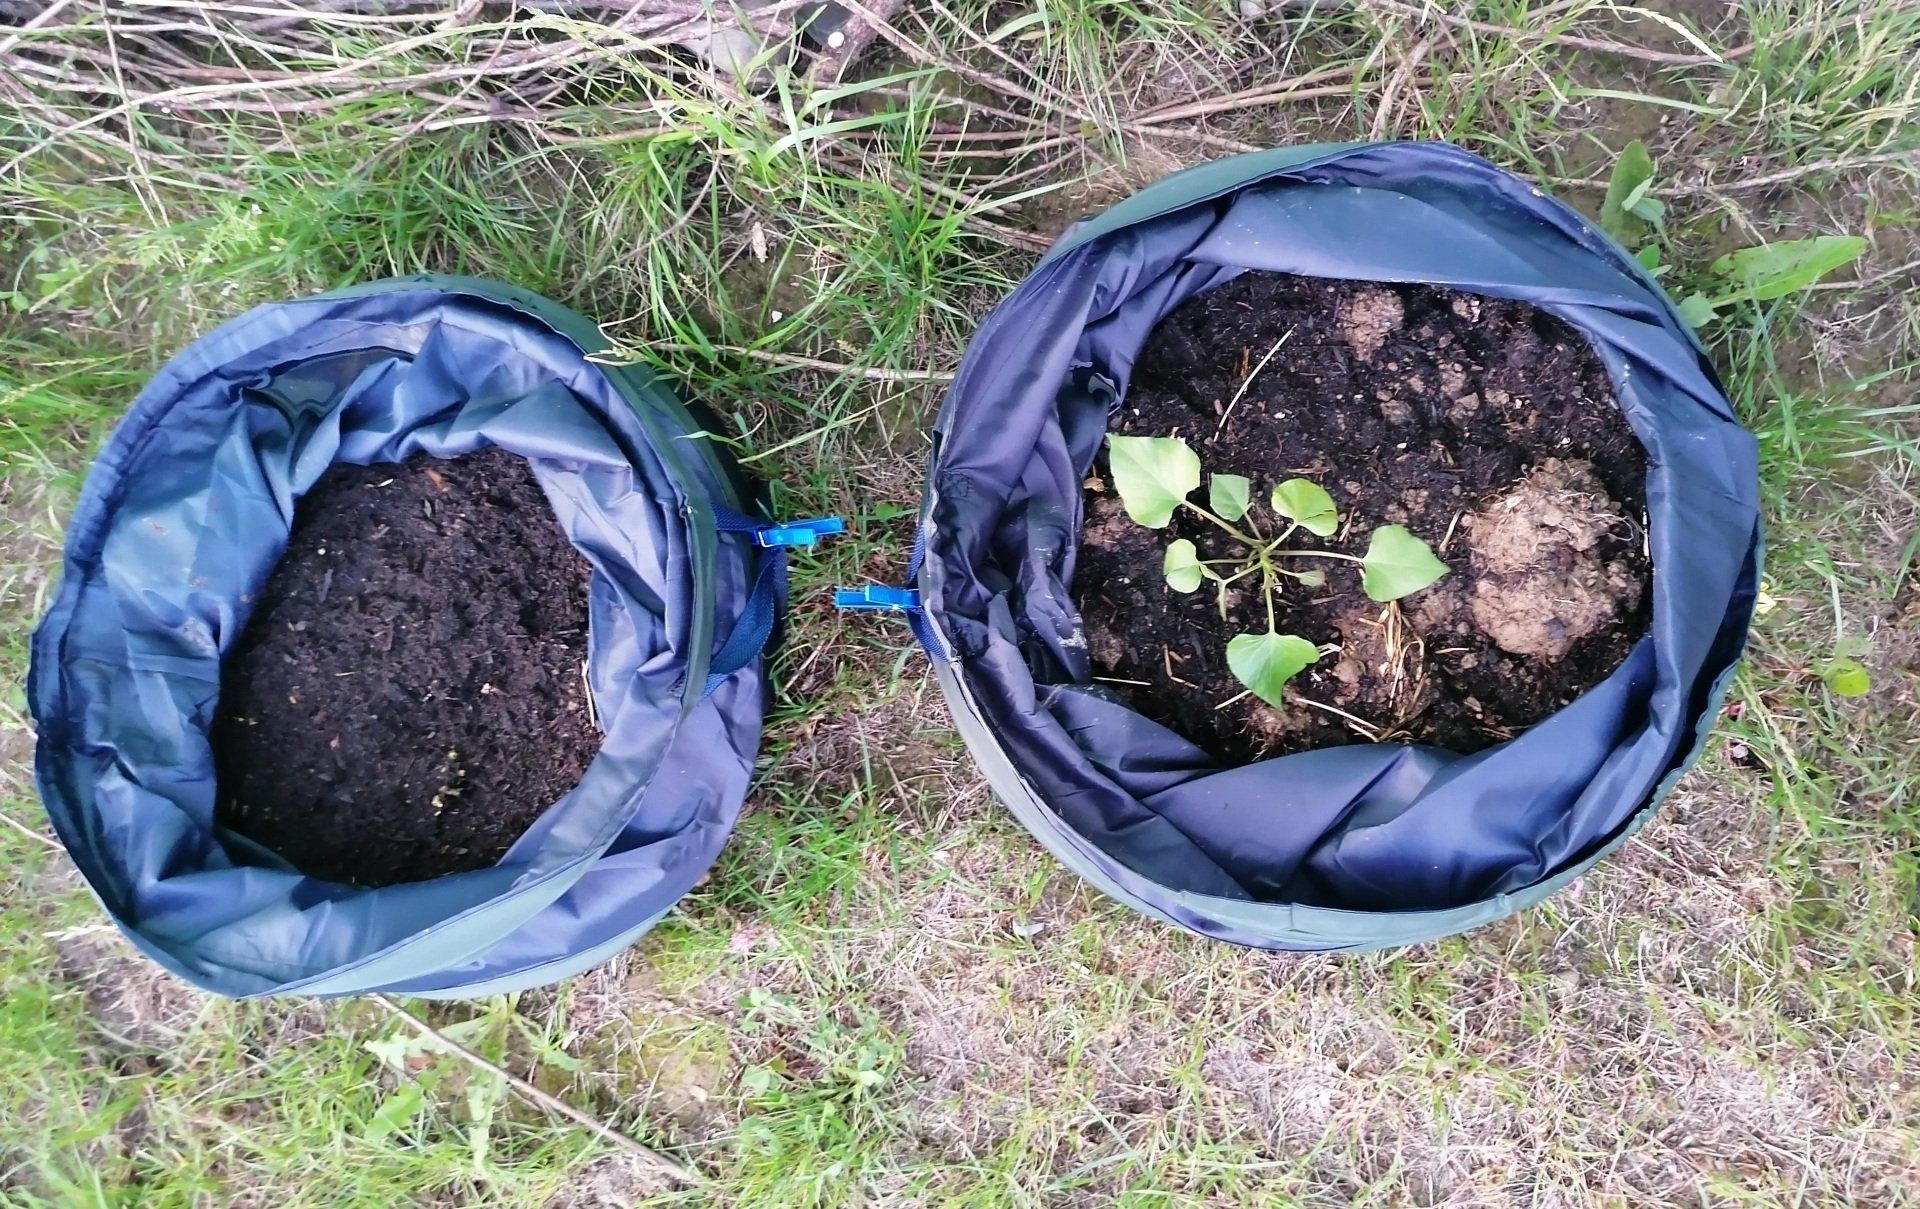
left=889, top=142, right=1761, bottom=950
left=30, top=276, right=824, bottom=997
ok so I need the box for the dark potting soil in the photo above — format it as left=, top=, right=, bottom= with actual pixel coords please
left=213, top=448, right=600, bottom=887
left=1077, top=272, right=1652, bottom=764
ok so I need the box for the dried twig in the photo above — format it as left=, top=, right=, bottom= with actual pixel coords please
left=1368, top=33, right=1433, bottom=140
left=0, top=0, right=80, bottom=56
left=832, top=0, right=1256, bottom=155
left=0, top=811, right=62, bottom=851
left=917, top=0, right=1084, bottom=124
left=1215, top=329, right=1292, bottom=441
left=1357, top=0, right=1743, bottom=66
left=642, top=343, right=955, bottom=382
left=1807, top=256, right=1920, bottom=292
left=369, top=994, right=702, bottom=1187
left=1554, top=148, right=1920, bottom=197
left=1691, top=148, right=1920, bottom=194
left=1292, top=694, right=1381, bottom=740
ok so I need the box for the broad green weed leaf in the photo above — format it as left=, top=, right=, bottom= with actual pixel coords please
left=1635, top=245, right=1662, bottom=272
left=1270, top=478, right=1338, bottom=537
left=364, top=1083, right=426, bottom=1141
left=366, top=1029, right=449, bottom=1071
left=465, top=1076, right=505, bottom=1175
left=1210, top=473, right=1252, bottom=522
left=1108, top=435, right=1199, bottom=528
left=1822, top=658, right=1871, bottom=697
left=1163, top=539, right=1202, bottom=593
left=1676, top=293, right=1717, bottom=328
left=1600, top=139, right=1655, bottom=241
left=1292, top=569, right=1326, bottom=589
left=1227, top=632, right=1320, bottom=709
left=1710, top=235, right=1867, bottom=302
left=1361, top=525, right=1448, bottom=601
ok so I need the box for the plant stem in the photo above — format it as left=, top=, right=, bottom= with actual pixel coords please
left=1270, top=549, right=1364, bottom=564
left=1181, top=500, right=1258, bottom=546
left=1258, top=552, right=1277, bottom=630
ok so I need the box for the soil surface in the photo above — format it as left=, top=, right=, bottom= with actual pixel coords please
left=213, top=448, right=600, bottom=887
left=1077, top=272, right=1652, bottom=763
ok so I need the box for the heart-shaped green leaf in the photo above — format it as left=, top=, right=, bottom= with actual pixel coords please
left=1227, top=631, right=1320, bottom=710
left=1108, top=435, right=1200, bottom=528
left=1270, top=478, right=1338, bottom=537
left=1361, top=525, right=1448, bottom=601
left=1821, top=658, right=1871, bottom=697
left=1209, top=473, right=1252, bottom=522
left=1163, top=539, right=1202, bottom=593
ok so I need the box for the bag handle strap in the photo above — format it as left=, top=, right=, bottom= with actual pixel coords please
left=702, top=507, right=843, bottom=699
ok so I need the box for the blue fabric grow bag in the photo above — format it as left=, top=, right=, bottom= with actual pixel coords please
left=910, top=142, right=1762, bottom=950
left=30, top=276, right=784, bottom=997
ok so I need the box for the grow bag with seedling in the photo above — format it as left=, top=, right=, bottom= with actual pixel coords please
left=29, top=277, right=825, bottom=997
left=885, top=142, right=1761, bottom=950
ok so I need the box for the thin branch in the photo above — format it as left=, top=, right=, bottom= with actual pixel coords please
left=369, top=994, right=702, bottom=1187
left=0, top=811, right=62, bottom=851
left=0, top=0, right=818, bottom=175
left=1292, top=694, right=1382, bottom=740
left=832, top=0, right=1256, bottom=155
left=1358, top=0, right=1743, bottom=66
left=643, top=343, right=955, bottom=382
left=1216, top=329, right=1291, bottom=440
left=1553, top=148, right=1920, bottom=197
left=919, top=0, right=1084, bottom=125
left=1133, top=63, right=1357, bottom=121
left=1134, top=81, right=1386, bottom=127
left=1368, top=33, right=1434, bottom=140
left=1693, top=148, right=1920, bottom=194
left=0, top=0, right=79, bottom=56
left=1808, top=257, right=1920, bottom=292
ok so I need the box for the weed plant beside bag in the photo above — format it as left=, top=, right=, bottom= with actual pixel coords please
left=911, top=143, right=1762, bottom=950
left=30, top=277, right=799, bottom=997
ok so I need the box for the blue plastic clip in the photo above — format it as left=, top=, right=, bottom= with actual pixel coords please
left=754, top=516, right=845, bottom=548
left=834, top=585, right=922, bottom=613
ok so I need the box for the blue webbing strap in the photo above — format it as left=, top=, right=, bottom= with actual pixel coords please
left=703, top=507, right=843, bottom=699
left=833, top=524, right=948, bottom=662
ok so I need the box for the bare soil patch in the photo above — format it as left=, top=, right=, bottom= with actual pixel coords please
left=214, top=449, right=599, bottom=887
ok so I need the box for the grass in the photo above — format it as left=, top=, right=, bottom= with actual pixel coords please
left=2, top=0, right=1918, bottom=1204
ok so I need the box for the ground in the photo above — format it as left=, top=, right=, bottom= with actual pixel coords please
left=1, top=1, right=1917, bottom=1205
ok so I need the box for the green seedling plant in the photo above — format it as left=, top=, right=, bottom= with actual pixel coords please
left=1107, top=434, right=1448, bottom=710
left=1599, top=139, right=1867, bottom=329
